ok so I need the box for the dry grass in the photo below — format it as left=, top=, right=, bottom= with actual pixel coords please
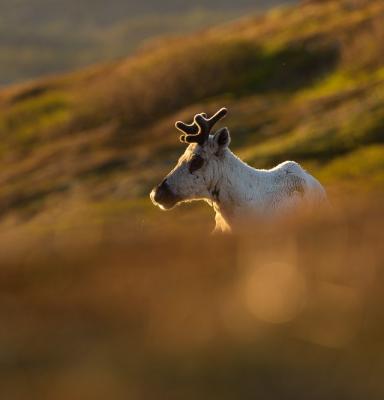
left=0, top=195, right=383, bottom=399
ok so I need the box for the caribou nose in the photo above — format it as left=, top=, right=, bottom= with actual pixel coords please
left=153, top=179, right=170, bottom=203
left=150, top=179, right=180, bottom=209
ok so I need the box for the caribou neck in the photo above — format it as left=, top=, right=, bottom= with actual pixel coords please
left=209, top=150, right=263, bottom=230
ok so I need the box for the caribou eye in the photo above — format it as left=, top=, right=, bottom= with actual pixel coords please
left=189, top=155, right=204, bottom=173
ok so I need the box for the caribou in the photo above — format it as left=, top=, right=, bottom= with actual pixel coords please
left=150, top=107, right=327, bottom=232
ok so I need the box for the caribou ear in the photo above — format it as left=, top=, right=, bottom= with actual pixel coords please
left=214, top=127, right=231, bottom=149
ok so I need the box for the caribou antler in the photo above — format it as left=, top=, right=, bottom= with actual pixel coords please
left=176, top=108, right=228, bottom=145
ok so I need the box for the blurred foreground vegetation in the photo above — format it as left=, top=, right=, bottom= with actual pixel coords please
left=0, top=198, right=383, bottom=399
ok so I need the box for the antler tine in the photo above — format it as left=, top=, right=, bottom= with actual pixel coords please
left=177, top=108, right=228, bottom=145
left=207, top=108, right=228, bottom=129
left=175, top=113, right=202, bottom=143
left=193, top=108, right=228, bottom=144
left=175, top=120, right=199, bottom=136
left=193, top=114, right=210, bottom=144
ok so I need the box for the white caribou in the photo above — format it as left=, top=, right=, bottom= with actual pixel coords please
left=150, top=108, right=327, bottom=232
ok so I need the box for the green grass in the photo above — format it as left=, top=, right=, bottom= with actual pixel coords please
left=0, top=91, right=72, bottom=153
left=318, top=144, right=384, bottom=187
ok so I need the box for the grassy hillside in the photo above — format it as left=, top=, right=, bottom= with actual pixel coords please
left=0, top=0, right=295, bottom=85
left=0, top=0, right=384, bottom=231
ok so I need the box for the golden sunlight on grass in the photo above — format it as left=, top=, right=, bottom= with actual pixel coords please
left=0, top=195, right=383, bottom=399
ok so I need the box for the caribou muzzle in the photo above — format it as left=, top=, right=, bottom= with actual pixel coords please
left=150, top=179, right=180, bottom=210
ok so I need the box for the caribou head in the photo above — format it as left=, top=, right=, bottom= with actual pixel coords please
left=150, top=107, right=231, bottom=210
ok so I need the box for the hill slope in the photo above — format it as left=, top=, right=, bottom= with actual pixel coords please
left=0, top=0, right=295, bottom=85
left=0, top=0, right=383, bottom=229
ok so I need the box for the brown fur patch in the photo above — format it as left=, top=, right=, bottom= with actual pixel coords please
left=286, top=175, right=305, bottom=197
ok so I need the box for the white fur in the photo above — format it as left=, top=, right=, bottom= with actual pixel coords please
left=151, top=131, right=327, bottom=232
